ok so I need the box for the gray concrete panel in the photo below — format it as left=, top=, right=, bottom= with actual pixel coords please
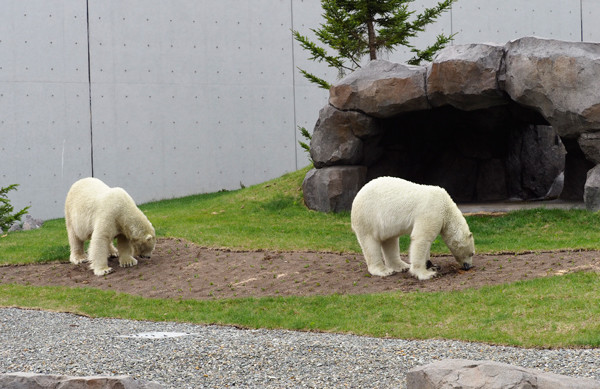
left=452, top=0, right=581, bottom=44
left=583, top=0, right=600, bottom=41
left=3, top=0, right=600, bottom=220
left=291, top=0, right=338, bottom=168
left=0, top=0, right=90, bottom=220
left=87, top=0, right=298, bottom=205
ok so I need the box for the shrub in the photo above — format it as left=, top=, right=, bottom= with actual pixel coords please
left=0, top=184, right=30, bottom=232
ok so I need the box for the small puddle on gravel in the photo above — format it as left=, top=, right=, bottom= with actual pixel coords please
left=118, top=332, right=194, bottom=339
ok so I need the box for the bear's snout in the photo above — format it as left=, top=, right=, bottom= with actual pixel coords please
left=462, top=262, right=472, bottom=270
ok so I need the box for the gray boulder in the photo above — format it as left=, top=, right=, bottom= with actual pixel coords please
left=0, top=373, right=165, bottom=388
left=22, top=214, right=44, bottom=231
left=579, top=131, right=600, bottom=164
left=329, top=60, right=429, bottom=118
left=2, top=215, right=43, bottom=233
left=428, top=43, right=506, bottom=110
left=507, top=125, right=566, bottom=199
left=502, top=37, right=600, bottom=138
left=310, top=105, right=379, bottom=168
left=304, top=37, right=600, bottom=212
left=8, top=221, right=22, bottom=233
left=407, top=359, right=600, bottom=389
left=302, top=166, right=366, bottom=213
left=584, top=164, right=600, bottom=211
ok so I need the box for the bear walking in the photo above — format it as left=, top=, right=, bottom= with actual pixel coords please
left=351, top=177, right=474, bottom=280
left=65, top=177, right=156, bottom=276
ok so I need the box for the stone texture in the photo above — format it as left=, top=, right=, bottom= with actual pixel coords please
left=304, top=37, right=600, bottom=212
left=579, top=131, right=600, bottom=164
left=406, top=359, right=600, bottom=389
left=428, top=43, right=506, bottom=110
left=507, top=125, right=566, bottom=199
left=562, top=138, right=596, bottom=200
left=22, top=214, right=44, bottom=231
left=0, top=373, right=165, bottom=388
left=584, top=164, right=600, bottom=211
left=309, top=105, right=379, bottom=168
left=329, top=60, right=429, bottom=118
left=3, top=214, right=44, bottom=233
left=503, top=37, right=600, bottom=137
left=302, top=166, right=366, bottom=213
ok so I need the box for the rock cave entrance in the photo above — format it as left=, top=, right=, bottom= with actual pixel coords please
left=367, top=103, right=591, bottom=203
left=302, top=38, right=600, bottom=212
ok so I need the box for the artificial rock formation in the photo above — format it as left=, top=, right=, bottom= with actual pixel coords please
left=406, top=359, right=600, bottom=389
left=303, top=37, right=600, bottom=212
left=0, top=373, right=165, bottom=388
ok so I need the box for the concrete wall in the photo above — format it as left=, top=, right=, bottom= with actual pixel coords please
left=2, top=0, right=600, bottom=219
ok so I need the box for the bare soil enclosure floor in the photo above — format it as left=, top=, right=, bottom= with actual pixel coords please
left=1, top=238, right=600, bottom=300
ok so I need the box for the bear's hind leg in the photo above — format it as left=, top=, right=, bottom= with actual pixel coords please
left=108, top=241, right=119, bottom=258
left=381, top=238, right=409, bottom=273
left=408, top=236, right=437, bottom=280
left=357, top=235, right=394, bottom=277
left=117, top=235, right=138, bottom=268
left=88, top=235, right=113, bottom=276
left=67, top=227, right=87, bottom=264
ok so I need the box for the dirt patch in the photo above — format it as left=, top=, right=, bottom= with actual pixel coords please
left=1, top=238, right=600, bottom=300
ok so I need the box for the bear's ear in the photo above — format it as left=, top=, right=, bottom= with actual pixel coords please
left=145, top=234, right=153, bottom=241
left=469, top=232, right=473, bottom=238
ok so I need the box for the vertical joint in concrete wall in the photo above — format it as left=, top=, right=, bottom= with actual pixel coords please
left=581, top=0, right=584, bottom=42
left=290, top=0, right=298, bottom=170
left=85, top=0, right=94, bottom=177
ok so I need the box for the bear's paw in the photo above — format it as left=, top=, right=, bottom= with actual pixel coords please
left=410, top=267, right=438, bottom=281
left=69, top=254, right=88, bottom=265
left=367, top=265, right=396, bottom=277
left=93, top=266, right=114, bottom=276
left=119, top=256, right=138, bottom=268
left=109, top=245, right=119, bottom=258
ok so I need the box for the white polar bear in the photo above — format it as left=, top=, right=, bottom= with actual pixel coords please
left=65, top=177, right=156, bottom=276
left=351, top=177, right=474, bottom=280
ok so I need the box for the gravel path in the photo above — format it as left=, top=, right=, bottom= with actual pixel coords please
left=1, top=307, right=599, bottom=388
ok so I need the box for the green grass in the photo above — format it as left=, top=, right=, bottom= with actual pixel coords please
left=2, top=166, right=600, bottom=348
left=0, top=218, right=70, bottom=264
left=4, top=166, right=600, bottom=264
left=140, top=166, right=357, bottom=252
left=1, top=271, right=599, bottom=348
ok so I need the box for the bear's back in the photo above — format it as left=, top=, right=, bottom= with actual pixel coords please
left=65, top=178, right=138, bottom=215
left=66, top=177, right=110, bottom=211
left=352, top=177, right=451, bottom=224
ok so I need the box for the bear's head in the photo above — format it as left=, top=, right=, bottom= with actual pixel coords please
left=133, top=233, right=156, bottom=259
left=449, top=232, right=475, bottom=271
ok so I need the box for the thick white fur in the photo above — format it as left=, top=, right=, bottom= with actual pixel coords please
left=351, top=177, right=474, bottom=280
left=65, top=177, right=156, bottom=276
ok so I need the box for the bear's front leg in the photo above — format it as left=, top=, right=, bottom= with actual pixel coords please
left=117, top=235, right=138, bottom=268
left=88, top=235, right=113, bottom=276
left=408, top=237, right=437, bottom=280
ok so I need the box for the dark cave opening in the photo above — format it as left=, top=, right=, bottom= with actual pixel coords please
left=364, top=103, right=592, bottom=203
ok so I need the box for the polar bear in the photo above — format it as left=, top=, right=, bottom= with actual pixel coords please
left=351, top=177, right=474, bottom=280
left=65, top=177, right=156, bottom=276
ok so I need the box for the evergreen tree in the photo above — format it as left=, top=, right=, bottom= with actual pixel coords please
left=293, top=0, right=456, bottom=89
left=0, top=184, right=29, bottom=232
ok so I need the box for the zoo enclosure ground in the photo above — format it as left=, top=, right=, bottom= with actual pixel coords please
left=1, top=237, right=599, bottom=300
